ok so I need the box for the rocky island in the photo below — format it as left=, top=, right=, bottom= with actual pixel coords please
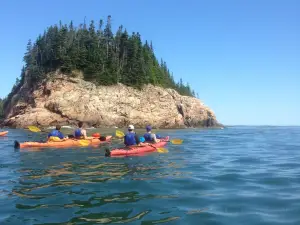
left=1, top=16, right=221, bottom=129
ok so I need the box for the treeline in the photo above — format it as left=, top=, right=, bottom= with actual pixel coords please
left=3, top=16, right=197, bottom=114
left=21, top=16, right=196, bottom=95
left=0, top=98, right=4, bottom=119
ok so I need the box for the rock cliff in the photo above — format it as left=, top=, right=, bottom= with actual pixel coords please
left=3, top=72, right=221, bottom=128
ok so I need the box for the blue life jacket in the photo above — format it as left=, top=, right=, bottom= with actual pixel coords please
left=144, top=133, right=153, bottom=142
left=156, top=134, right=161, bottom=139
left=48, top=130, right=64, bottom=139
left=74, top=128, right=82, bottom=138
left=124, top=132, right=136, bottom=146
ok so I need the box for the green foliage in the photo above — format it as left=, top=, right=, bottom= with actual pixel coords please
left=3, top=66, right=26, bottom=111
left=7, top=16, right=196, bottom=108
left=0, top=98, right=4, bottom=119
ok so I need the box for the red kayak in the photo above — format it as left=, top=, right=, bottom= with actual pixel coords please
left=105, top=136, right=170, bottom=157
left=0, top=131, right=8, bottom=136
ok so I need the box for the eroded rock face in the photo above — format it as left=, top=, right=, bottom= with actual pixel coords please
left=3, top=73, right=221, bottom=128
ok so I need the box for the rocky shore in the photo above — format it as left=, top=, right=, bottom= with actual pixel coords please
left=2, top=73, right=222, bottom=129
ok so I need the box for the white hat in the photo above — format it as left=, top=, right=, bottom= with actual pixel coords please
left=128, top=125, right=134, bottom=130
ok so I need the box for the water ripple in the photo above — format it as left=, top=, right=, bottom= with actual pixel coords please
left=1, top=127, right=300, bottom=224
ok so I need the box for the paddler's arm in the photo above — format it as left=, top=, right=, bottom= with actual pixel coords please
left=58, top=131, right=68, bottom=140
left=82, top=129, right=93, bottom=140
left=152, top=134, right=160, bottom=143
left=46, top=132, right=51, bottom=141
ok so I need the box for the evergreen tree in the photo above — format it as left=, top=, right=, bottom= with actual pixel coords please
left=4, top=16, right=196, bottom=111
left=0, top=98, right=4, bottom=119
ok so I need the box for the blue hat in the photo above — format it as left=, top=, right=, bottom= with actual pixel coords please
left=156, top=134, right=161, bottom=139
left=146, top=125, right=152, bottom=131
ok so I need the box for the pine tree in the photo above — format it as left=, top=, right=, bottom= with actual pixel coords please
left=0, top=98, right=4, bottom=119
left=7, top=15, right=196, bottom=105
left=23, top=39, right=33, bottom=66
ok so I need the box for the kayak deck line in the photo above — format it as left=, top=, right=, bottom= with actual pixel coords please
left=105, top=136, right=170, bottom=157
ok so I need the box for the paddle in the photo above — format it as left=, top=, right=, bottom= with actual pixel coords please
left=168, top=139, right=183, bottom=145
left=27, top=126, right=45, bottom=133
left=115, top=130, right=145, bottom=142
left=76, top=139, right=91, bottom=146
left=26, top=125, right=91, bottom=147
left=154, top=146, right=168, bottom=153
left=115, top=130, right=183, bottom=145
left=115, top=130, right=125, bottom=138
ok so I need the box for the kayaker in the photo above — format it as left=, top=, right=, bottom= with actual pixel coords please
left=74, top=122, right=93, bottom=140
left=144, top=125, right=160, bottom=143
left=47, top=125, right=68, bottom=141
left=124, top=125, right=147, bottom=147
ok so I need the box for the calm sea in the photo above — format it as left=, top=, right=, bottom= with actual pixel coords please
left=0, top=126, right=300, bottom=225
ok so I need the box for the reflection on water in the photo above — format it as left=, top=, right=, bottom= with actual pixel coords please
left=5, top=144, right=192, bottom=224
left=12, top=159, right=188, bottom=200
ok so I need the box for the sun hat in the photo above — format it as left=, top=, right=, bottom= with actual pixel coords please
left=146, top=125, right=152, bottom=131
left=128, top=125, right=134, bottom=130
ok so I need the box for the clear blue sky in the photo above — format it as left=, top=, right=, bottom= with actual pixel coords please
left=0, top=0, right=299, bottom=125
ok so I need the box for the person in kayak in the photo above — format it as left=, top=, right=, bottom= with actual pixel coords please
left=124, top=125, right=140, bottom=146
left=74, top=121, right=87, bottom=139
left=124, top=125, right=148, bottom=147
left=74, top=121, right=93, bottom=140
left=144, top=125, right=161, bottom=143
left=47, top=125, right=68, bottom=141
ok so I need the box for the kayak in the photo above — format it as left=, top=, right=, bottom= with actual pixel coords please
left=0, top=131, right=8, bottom=136
left=14, top=136, right=112, bottom=149
left=105, top=136, right=170, bottom=157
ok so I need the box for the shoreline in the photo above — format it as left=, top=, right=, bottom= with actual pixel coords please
left=0, top=124, right=224, bottom=130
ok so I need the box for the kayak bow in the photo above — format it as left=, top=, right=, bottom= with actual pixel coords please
left=0, top=131, right=8, bottom=136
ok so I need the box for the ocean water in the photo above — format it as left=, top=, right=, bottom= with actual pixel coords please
left=0, top=126, right=300, bottom=225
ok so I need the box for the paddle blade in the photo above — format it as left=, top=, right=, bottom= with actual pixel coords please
left=78, top=140, right=90, bottom=146
left=116, top=130, right=125, bottom=138
left=48, top=136, right=62, bottom=142
left=170, top=139, right=183, bottom=145
left=27, top=126, right=41, bottom=132
left=156, top=147, right=169, bottom=153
